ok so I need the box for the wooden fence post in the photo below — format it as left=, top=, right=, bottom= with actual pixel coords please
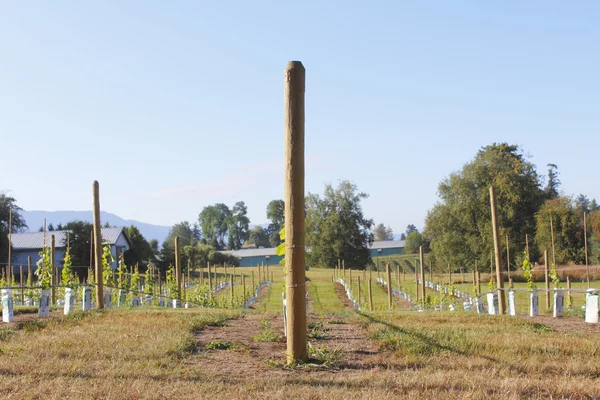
left=242, top=274, right=246, bottom=303
left=357, top=276, right=361, bottom=305
left=545, top=249, right=550, bottom=310
left=489, top=186, right=506, bottom=314
left=51, top=235, right=56, bottom=305
left=92, top=181, right=104, bottom=309
left=230, top=274, right=234, bottom=307
left=284, top=60, right=307, bottom=363
left=420, top=246, right=426, bottom=309
left=368, top=278, right=373, bottom=311
left=208, top=262, right=213, bottom=299
left=584, top=212, right=590, bottom=288
left=174, top=236, right=182, bottom=302
left=386, top=263, right=393, bottom=309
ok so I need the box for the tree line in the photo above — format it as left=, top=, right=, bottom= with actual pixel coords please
left=423, top=143, right=600, bottom=271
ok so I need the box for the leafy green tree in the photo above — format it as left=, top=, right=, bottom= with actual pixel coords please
left=266, top=200, right=285, bottom=247
left=535, top=197, right=584, bottom=265
left=424, top=143, right=545, bottom=270
left=247, top=226, right=270, bottom=248
left=159, top=221, right=196, bottom=269
left=400, top=233, right=406, bottom=240
left=405, top=224, right=418, bottom=236
left=198, top=204, right=231, bottom=248
left=305, top=180, right=373, bottom=268
left=124, top=225, right=155, bottom=268
left=373, top=223, right=394, bottom=241
left=226, top=201, right=250, bottom=250
left=61, top=221, right=93, bottom=271
left=0, top=193, right=27, bottom=263
left=404, top=231, right=423, bottom=254
left=545, top=164, right=560, bottom=199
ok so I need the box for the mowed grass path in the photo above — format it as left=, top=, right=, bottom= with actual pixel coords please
left=2, top=305, right=600, bottom=398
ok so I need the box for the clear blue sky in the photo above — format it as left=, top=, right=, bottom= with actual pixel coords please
left=1, top=1, right=598, bottom=234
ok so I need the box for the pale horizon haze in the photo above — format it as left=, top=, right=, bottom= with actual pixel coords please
left=1, top=2, right=599, bottom=235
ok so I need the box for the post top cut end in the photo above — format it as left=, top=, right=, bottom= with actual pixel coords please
left=286, top=61, right=305, bottom=70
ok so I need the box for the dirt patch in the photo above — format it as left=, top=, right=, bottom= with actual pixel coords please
left=191, top=311, right=381, bottom=378
left=334, top=283, right=355, bottom=309
left=524, top=314, right=600, bottom=335
left=248, top=284, right=271, bottom=310
left=1, top=310, right=63, bottom=327
left=375, top=283, right=414, bottom=309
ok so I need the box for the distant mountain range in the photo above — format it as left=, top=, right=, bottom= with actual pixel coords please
left=21, top=210, right=172, bottom=244
left=21, top=211, right=408, bottom=246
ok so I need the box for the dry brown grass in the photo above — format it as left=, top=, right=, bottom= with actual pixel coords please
left=1, top=304, right=600, bottom=398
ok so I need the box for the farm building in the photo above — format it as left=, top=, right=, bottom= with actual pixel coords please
left=369, top=240, right=405, bottom=257
left=9, top=227, right=131, bottom=272
left=222, top=240, right=405, bottom=267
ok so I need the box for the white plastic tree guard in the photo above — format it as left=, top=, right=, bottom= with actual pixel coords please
left=529, top=291, right=538, bottom=317
left=475, top=297, right=485, bottom=314
left=39, top=289, right=51, bottom=317
left=131, top=295, right=140, bottom=307
left=64, top=288, right=75, bottom=315
left=103, top=288, right=112, bottom=309
left=2, top=289, right=14, bottom=323
left=82, top=287, right=92, bottom=311
left=508, top=290, right=516, bottom=316
left=118, top=290, right=127, bottom=307
left=553, top=290, right=564, bottom=318
left=585, top=289, right=599, bottom=324
left=486, top=293, right=499, bottom=315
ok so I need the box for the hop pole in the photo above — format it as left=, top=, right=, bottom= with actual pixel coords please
left=284, top=60, right=307, bottom=364
left=92, top=181, right=104, bottom=309
left=489, top=186, right=506, bottom=314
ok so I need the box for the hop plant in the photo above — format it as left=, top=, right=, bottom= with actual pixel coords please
left=549, top=263, right=561, bottom=289
left=117, top=253, right=129, bottom=291
left=61, top=248, right=77, bottom=289
left=145, top=261, right=156, bottom=295
left=522, top=250, right=536, bottom=291
left=131, top=265, right=140, bottom=293
left=35, top=247, right=53, bottom=290
left=102, top=245, right=114, bottom=285
left=166, top=265, right=179, bottom=300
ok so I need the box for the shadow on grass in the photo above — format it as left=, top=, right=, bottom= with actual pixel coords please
left=357, top=311, right=499, bottom=363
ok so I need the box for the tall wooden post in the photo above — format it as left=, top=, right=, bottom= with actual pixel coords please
left=242, top=275, right=246, bottom=303
left=174, top=236, right=182, bottom=302
left=349, top=269, right=353, bottom=291
left=207, top=262, right=213, bottom=299
left=584, top=212, right=590, bottom=288
left=284, top=60, right=307, bottom=363
left=567, top=276, right=572, bottom=307
left=19, top=265, right=24, bottom=303
left=230, top=274, right=234, bottom=307
left=28, top=257, right=32, bottom=284
left=386, top=263, right=393, bottom=309
left=489, top=186, right=506, bottom=314
left=550, top=217, right=557, bottom=269
left=357, top=276, right=361, bottom=305
left=93, top=181, right=104, bottom=309
left=544, top=249, right=550, bottom=310
left=505, top=234, right=511, bottom=281
left=7, top=209, right=11, bottom=283
left=419, top=246, right=426, bottom=309
left=368, top=278, right=373, bottom=311
left=51, top=235, right=56, bottom=305
left=526, top=234, right=530, bottom=261
left=415, top=259, right=419, bottom=305
left=472, top=270, right=476, bottom=291
left=342, top=260, right=346, bottom=280
left=251, top=270, right=255, bottom=291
